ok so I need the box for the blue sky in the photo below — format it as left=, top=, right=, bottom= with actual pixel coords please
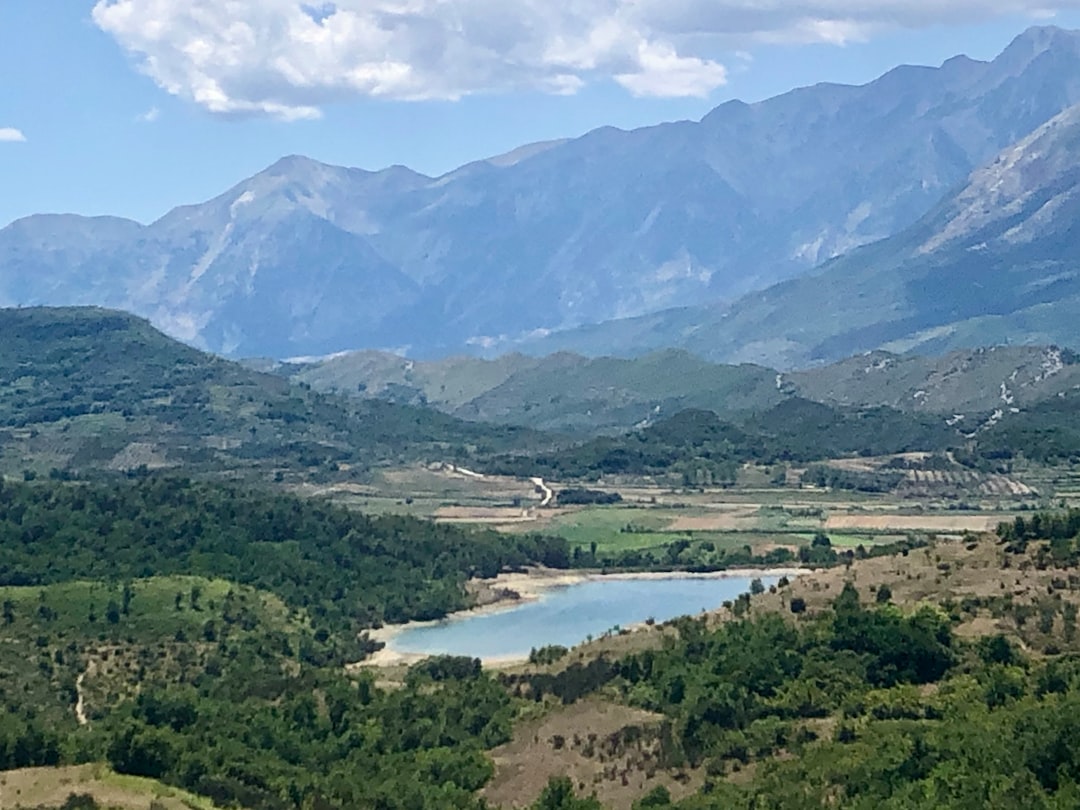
left=4, top=2, right=1080, bottom=227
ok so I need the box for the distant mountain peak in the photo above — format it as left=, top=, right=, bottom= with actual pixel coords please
left=995, top=25, right=1080, bottom=72
left=1011, top=24, right=1079, bottom=50
left=264, top=154, right=335, bottom=174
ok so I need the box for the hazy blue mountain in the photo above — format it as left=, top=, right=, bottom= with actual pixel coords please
left=4, top=27, right=1080, bottom=358
left=542, top=98, right=1080, bottom=369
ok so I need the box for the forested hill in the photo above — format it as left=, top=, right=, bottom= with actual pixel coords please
left=0, top=475, right=570, bottom=808
left=484, top=401, right=958, bottom=482
left=0, top=307, right=545, bottom=479
left=0, top=475, right=569, bottom=634
left=486, top=394, right=1080, bottom=482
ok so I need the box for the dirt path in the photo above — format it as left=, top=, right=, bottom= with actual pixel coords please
left=75, top=669, right=89, bottom=726
left=824, top=514, right=1000, bottom=532
left=531, top=477, right=554, bottom=507
left=445, top=463, right=486, bottom=479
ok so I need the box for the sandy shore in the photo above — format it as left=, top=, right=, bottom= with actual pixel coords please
left=357, top=566, right=809, bottom=669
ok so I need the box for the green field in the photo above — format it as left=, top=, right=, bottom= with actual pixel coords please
left=543, top=507, right=683, bottom=552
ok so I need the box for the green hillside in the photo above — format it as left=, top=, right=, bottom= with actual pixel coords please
left=0, top=475, right=568, bottom=808
left=483, top=400, right=957, bottom=483
left=787, top=346, right=1080, bottom=413
left=485, top=390, right=1080, bottom=485
left=284, top=348, right=782, bottom=434
left=284, top=343, right=1080, bottom=436
left=284, top=350, right=543, bottom=411
left=0, top=307, right=544, bottom=480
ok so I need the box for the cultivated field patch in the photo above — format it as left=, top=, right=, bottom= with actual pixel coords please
left=824, top=514, right=1002, bottom=532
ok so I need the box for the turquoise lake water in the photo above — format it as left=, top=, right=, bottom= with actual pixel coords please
left=390, top=576, right=776, bottom=659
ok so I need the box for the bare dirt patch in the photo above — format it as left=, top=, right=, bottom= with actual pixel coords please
left=824, top=514, right=1000, bottom=532
left=435, top=506, right=538, bottom=524
left=483, top=699, right=701, bottom=809
left=667, top=510, right=759, bottom=532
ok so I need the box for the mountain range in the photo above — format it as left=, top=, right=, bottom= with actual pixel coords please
left=4, top=26, right=1080, bottom=361
left=538, top=97, right=1080, bottom=367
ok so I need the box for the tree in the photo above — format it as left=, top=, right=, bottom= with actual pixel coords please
left=750, top=578, right=766, bottom=596
left=876, top=584, right=893, bottom=604
left=105, top=600, right=121, bottom=625
left=532, top=777, right=602, bottom=809
left=2, top=599, right=13, bottom=625
left=635, top=785, right=673, bottom=807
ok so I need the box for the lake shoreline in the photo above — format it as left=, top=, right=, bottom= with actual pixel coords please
left=358, top=566, right=811, bottom=669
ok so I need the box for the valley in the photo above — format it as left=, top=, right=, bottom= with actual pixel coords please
left=6, top=311, right=1080, bottom=809
left=8, top=15, right=1080, bottom=810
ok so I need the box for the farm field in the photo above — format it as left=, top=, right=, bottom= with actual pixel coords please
left=311, top=462, right=1036, bottom=558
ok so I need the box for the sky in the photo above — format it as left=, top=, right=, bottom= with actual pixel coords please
left=4, top=2, right=1080, bottom=227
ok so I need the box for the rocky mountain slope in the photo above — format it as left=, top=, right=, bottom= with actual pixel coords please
left=4, top=27, right=1080, bottom=359
left=544, top=98, right=1080, bottom=369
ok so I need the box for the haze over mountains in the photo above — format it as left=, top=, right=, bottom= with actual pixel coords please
left=4, top=27, right=1080, bottom=362
left=545, top=98, right=1080, bottom=368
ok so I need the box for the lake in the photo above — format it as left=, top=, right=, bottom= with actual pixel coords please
left=390, top=575, right=778, bottom=660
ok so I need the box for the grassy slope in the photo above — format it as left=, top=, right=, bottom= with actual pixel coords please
left=788, top=345, right=1080, bottom=413
left=287, top=350, right=544, bottom=411
left=456, top=351, right=782, bottom=434
left=0, top=764, right=231, bottom=810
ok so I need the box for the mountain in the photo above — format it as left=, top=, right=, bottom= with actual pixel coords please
left=548, top=98, right=1080, bottom=369
left=281, top=344, right=1080, bottom=435
left=5, top=27, right=1080, bottom=358
left=0, top=307, right=541, bottom=479
left=787, top=346, right=1080, bottom=413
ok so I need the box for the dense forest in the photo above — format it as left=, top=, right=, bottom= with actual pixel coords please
left=646, top=596, right=1080, bottom=808
left=0, top=476, right=570, bottom=635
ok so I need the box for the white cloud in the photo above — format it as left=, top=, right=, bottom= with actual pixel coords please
left=92, top=0, right=1080, bottom=119
left=136, top=106, right=161, bottom=123
left=0, top=128, right=26, bottom=142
